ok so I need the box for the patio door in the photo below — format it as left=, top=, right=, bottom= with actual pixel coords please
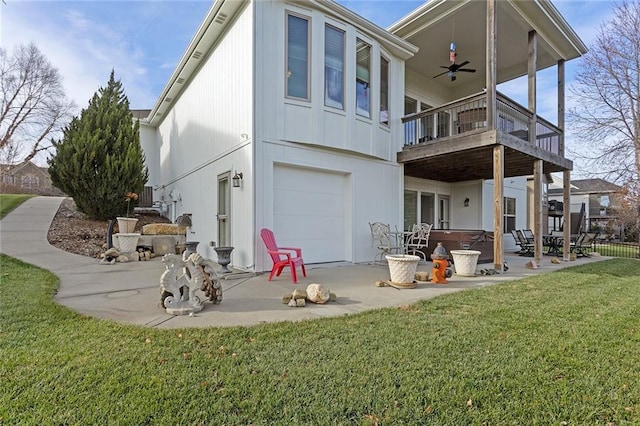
left=217, top=172, right=231, bottom=246
left=438, top=196, right=450, bottom=230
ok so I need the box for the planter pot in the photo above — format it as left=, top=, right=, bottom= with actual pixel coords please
left=116, top=233, right=141, bottom=253
left=117, top=217, right=138, bottom=234
left=386, top=254, right=420, bottom=287
left=214, top=246, right=234, bottom=274
left=450, top=250, right=481, bottom=277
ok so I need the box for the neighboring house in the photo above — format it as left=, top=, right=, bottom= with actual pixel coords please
left=138, top=0, right=586, bottom=273
left=548, top=178, right=624, bottom=237
left=0, top=161, right=64, bottom=196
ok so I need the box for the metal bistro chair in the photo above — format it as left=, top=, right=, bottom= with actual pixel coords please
left=369, top=222, right=402, bottom=264
left=405, top=223, right=433, bottom=261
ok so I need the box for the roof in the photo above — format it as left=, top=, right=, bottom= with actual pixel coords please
left=389, top=0, right=588, bottom=89
left=548, top=178, right=623, bottom=195
left=144, top=0, right=418, bottom=127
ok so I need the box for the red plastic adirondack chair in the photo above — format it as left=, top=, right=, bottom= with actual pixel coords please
left=260, top=228, right=306, bottom=284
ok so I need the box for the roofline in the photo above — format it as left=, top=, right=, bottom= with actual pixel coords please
left=389, top=0, right=587, bottom=60
left=145, top=0, right=417, bottom=127
left=306, top=0, right=419, bottom=59
left=146, top=0, right=248, bottom=126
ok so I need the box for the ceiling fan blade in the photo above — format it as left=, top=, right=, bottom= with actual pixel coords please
left=458, top=60, right=470, bottom=67
left=458, top=68, right=476, bottom=73
left=439, top=65, right=450, bottom=70
left=433, top=70, right=450, bottom=78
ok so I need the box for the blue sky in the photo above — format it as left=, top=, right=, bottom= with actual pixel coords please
left=0, top=0, right=615, bottom=173
left=1, top=0, right=613, bottom=110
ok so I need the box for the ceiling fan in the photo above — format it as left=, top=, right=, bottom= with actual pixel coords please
left=433, top=42, right=476, bottom=81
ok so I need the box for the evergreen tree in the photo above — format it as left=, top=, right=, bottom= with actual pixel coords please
left=48, top=70, right=148, bottom=221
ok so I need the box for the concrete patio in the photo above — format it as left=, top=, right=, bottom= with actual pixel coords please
left=0, top=196, right=609, bottom=329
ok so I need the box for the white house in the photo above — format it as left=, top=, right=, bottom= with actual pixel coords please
left=139, top=0, right=587, bottom=273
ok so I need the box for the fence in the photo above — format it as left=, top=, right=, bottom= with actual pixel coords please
left=593, top=241, right=640, bottom=259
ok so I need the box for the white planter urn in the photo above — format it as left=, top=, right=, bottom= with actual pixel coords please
left=116, top=233, right=141, bottom=253
left=116, top=217, right=138, bottom=234
left=386, top=254, right=420, bottom=288
left=450, top=250, right=481, bottom=277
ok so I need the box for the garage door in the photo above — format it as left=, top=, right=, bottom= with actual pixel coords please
left=273, top=165, right=346, bottom=263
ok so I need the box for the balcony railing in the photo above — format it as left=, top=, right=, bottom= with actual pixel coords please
left=402, top=91, right=563, bottom=156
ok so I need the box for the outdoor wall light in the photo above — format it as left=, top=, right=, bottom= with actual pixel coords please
left=232, top=171, right=243, bottom=188
left=464, top=197, right=470, bottom=207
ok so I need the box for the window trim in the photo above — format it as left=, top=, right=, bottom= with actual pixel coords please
left=285, top=11, right=311, bottom=102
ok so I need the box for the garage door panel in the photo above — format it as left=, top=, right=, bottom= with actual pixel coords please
left=273, top=191, right=341, bottom=216
left=273, top=165, right=346, bottom=263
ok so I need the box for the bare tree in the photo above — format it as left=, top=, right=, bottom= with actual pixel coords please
left=568, top=0, right=640, bottom=184
left=0, top=43, right=75, bottom=164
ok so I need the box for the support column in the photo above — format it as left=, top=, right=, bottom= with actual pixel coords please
left=563, top=169, right=571, bottom=261
left=486, top=0, right=497, bottom=130
left=493, top=145, right=504, bottom=272
left=533, top=160, right=544, bottom=261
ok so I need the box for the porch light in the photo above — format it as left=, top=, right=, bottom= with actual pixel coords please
left=464, top=197, right=470, bottom=207
left=232, top=171, right=243, bottom=188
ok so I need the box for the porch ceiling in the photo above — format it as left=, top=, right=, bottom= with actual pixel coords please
left=389, top=0, right=587, bottom=90
left=398, top=131, right=573, bottom=183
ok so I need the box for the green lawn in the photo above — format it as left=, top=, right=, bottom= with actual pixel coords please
left=0, top=194, right=34, bottom=218
left=2, top=254, right=640, bottom=424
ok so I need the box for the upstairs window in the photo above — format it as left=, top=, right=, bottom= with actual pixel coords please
left=355, top=38, right=371, bottom=118
left=286, top=13, right=310, bottom=100
left=324, top=25, right=344, bottom=109
left=379, top=56, right=389, bottom=125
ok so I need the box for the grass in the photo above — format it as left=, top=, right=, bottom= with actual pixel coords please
left=2, top=255, right=640, bottom=424
left=0, top=194, right=34, bottom=218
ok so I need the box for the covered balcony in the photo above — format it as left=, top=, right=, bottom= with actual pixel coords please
left=398, top=91, right=570, bottom=182
left=389, top=0, right=587, bottom=270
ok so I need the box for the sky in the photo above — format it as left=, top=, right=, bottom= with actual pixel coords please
left=0, top=0, right=616, bottom=173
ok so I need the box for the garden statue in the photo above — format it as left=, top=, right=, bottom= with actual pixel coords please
left=159, top=252, right=222, bottom=315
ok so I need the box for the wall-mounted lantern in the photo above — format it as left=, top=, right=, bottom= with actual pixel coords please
left=464, top=197, right=470, bottom=207
left=232, top=171, right=243, bottom=188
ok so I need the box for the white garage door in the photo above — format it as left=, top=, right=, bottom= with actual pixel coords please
left=273, top=165, right=346, bottom=263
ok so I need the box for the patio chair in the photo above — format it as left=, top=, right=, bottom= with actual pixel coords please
left=369, top=222, right=402, bottom=264
left=522, top=229, right=535, bottom=244
left=515, top=230, right=534, bottom=257
left=570, top=232, right=596, bottom=257
left=511, top=229, right=528, bottom=255
left=405, top=223, right=433, bottom=261
left=259, top=228, right=306, bottom=284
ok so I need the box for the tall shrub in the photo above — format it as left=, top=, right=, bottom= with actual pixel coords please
left=48, top=70, right=148, bottom=220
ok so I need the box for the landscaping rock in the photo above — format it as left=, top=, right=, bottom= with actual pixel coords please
left=415, top=271, right=430, bottom=281
left=296, top=298, right=306, bottom=307
left=375, top=280, right=387, bottom=287
left=306, top=283, right=330, bottom=304
left=550, top=257, right=561, bottom=264
left=292, top=289, right=307, bottom=300
left=153, top=236, right=177, bottom=255
left=104, top=247, right=120, bottom=257
left=329, top=292, right=337, bottom=302
left=525, top=260, right=538, bottom=269
left=142, top=223, right=187, bottom=235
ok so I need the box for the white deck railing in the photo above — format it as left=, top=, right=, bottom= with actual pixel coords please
left=402, top=91, right=562, bottom=156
